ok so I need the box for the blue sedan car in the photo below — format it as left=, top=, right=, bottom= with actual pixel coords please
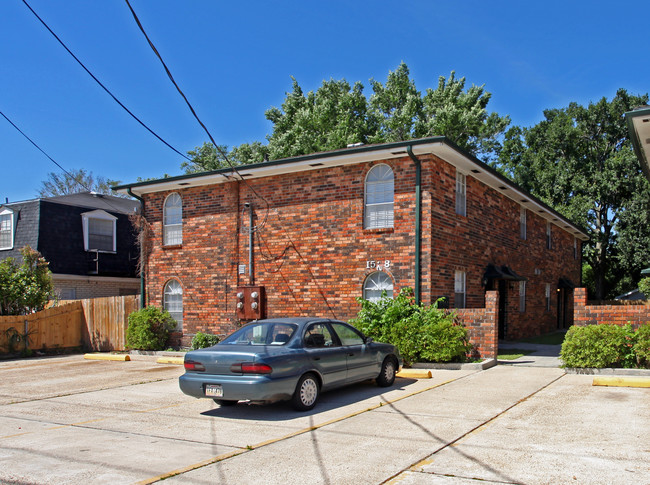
left=179, top=317, right=402, bottom=411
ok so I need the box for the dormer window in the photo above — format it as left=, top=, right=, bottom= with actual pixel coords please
left=0, top=208, right=14, bottom=250
left=81, top=210, right=117, bottom=252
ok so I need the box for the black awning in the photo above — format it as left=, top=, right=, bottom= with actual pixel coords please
left=558, top=277, right=576, bottom=289
left=483, top=264, right=527, bottom=282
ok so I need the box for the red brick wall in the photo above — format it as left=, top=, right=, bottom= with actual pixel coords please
left=573, top=287, right=650, bottom=328
left=455, top=290, right=498, bottom=359
left=141, top=153, right=582, bottom=346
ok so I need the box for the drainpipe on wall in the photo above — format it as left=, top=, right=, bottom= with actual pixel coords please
left=406, top=145, right=422, bottom=305
left=127, top=188, right=146, bottom=309
left=245, top=202, right=255, bottom=285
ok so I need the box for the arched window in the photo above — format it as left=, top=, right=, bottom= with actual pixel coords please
left=364, top=164, right=394, bottom=229
left=363, top=271, right=394, bottom=302
left=163, top=193, right=182, bottom=246
left=164, top=279, right=183, bottom=329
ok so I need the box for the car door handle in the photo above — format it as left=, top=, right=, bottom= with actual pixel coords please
left=348, top=353, right=355, bottom=357
left=312, top=357, right=321, bottom=361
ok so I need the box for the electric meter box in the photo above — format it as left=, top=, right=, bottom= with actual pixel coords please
left=235, top=286, right=267, bottom=320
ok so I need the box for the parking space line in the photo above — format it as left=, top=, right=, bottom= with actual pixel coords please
left=137, top=376, right=467, bottom=484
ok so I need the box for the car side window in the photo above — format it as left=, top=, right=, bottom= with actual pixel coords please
left=304, top=323, right=335, bottom=348
left=331, top=323, right=364, bottom=346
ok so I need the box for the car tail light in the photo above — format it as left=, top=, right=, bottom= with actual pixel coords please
left=184, top=360, right=205, bottom=372
left=230, top=362, right=272, bottom=374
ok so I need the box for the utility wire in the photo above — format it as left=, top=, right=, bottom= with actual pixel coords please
left=21, top=0, right=191, bottom=162
left=0, top=109, right=130, bottom=214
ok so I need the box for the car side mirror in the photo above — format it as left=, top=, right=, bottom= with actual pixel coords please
left=364, top=337, right=373, bottom=344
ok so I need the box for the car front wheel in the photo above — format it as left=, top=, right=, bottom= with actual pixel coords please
left=376, top=357, right=397, bottom=387
left=292, top=373, right=319, bottom=411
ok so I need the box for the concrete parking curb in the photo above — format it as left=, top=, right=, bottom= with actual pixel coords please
left=84, top=353, right=130, bottom=362
left=397, top=369, right=432, bottom=379
left=156, top=357, right=184, bottom=365
left=593, top=376, right=650, bottom=388
left=412, top=359, right=497, bottom=371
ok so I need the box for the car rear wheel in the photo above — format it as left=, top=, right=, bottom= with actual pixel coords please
left=376, top=357, right=397, bottom=387
left=214, top=399, right=238, bottom=406
left=292, top=373, right=319, bottom=411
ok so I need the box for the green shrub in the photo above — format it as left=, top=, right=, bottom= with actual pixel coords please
left=126, top=306, right=176, bottom=351
left=560, top=324, right=637, bottom=368
left=634, top=324, right=650, bottom=368
left=191, top=332, right=220, bottom=350
left=350, top=287, right=470, bottom=365
left=638, top=278, right=650, bottom=300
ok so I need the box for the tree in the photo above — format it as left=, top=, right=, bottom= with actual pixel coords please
left=0, top=246, right=54, bottom=315
left=182, top=63, right=510, bottom=173
left=498, top=89, right=650, bottom=299
left=39, top=169, right=123, bottom=197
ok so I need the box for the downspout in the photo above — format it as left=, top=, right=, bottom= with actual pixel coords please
left=406, top=145, right=422, bottom=305
left=127, top=188, right=146, bottom=309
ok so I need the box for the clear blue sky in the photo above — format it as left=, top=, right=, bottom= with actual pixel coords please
left=1, top=0, right=648, bottom=203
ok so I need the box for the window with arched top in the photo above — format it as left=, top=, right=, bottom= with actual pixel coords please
left=364, top=164, right=394, bottom=229
left=163, top=193, right=182, bottom=246
left=164, top=279, right=183, bottom=329
left=363, top=271, right=394, bottom=302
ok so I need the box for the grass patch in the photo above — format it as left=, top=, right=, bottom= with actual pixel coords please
left=520, top=331, right=566, bottom=346
left=498, top=348, right=534, bottom=360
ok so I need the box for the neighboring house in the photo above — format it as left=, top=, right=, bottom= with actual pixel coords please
left=115, top=136, right=588, bottom=343
left=0, top=192, right=140, bottom=300
left=626, top=105, right=650, bottom=183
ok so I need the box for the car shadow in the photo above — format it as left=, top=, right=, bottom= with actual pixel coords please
left=199, top=377, right=418, bottom=421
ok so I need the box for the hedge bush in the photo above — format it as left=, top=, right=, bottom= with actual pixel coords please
left=191, top=332, right=220, bottom=350
left=350, top=287, right=471, bottom=365
left=560, top=324, right=649, bottom=369
left=126, top=306, right=176, bottom=351
left=638, top=277, right=650, bottom=300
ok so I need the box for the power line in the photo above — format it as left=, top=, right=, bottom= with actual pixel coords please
left=21, top=0, right=191, bottom=162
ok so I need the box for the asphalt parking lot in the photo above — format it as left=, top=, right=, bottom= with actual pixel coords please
left=0, top=355, right=648, bottom=485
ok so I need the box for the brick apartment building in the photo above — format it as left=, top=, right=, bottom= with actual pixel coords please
left=115, top=137, right=588, bottom=350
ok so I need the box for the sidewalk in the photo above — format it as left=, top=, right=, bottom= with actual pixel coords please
left=498, top=341, right=562, bottom=367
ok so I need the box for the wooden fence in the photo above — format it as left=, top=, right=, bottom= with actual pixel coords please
left=0, top=295, right=140, bottom=354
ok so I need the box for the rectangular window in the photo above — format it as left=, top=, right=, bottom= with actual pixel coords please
left=519, top=281, right=526, bottom=313
left=574, top=238, right=578, bottom=260
left=546, top=284, right=551, bottom=312
left=454, top=271, right=466, bottom=309
left=88, top=218, right=114, bottom=251
left=455, top=171, right=466, bottom=216
left=520, top=207, right=527, bottom=240
left=546, top=222, right=552, bottom=250
left=0, top=210, right=14, bottom=250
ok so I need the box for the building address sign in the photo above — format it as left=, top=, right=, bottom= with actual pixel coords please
left=366, top=260, right=391, bottom=271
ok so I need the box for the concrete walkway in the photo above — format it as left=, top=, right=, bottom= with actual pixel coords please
left=498, top=341, right=562, bottom=367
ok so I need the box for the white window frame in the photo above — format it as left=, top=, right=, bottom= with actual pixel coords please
left=546, top=283, right=552, bottom=312
left=363, top=271, right=394, bottom=302
left=519, top=281, right=526, bottom=313
left=454, top=270, right=466, bottom=309
left=455, top=171, right=466, bottom=216
left=546, top=222, right=552, bottom=250
left=0, top=208, right=15, bottom=250
left=520, top=207, right=527, bottom=240
left=81, top=210, right=117, bottom=252
left=163, top=193, right=183, bottom=245
left=364, top=164, right=394, bottom=229
left=164, top=279, right=183, bottom=330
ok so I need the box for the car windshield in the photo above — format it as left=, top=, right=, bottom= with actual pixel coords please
left=221, top=322, right=297, bottom=346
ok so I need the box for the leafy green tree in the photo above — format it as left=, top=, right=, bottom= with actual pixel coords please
left=0, top=246, right=54, bottom=315
left=39, top=169, right=122, bottom=197
left=498, top=89, right=650, bottom=299
left=182, top=63, right=510, bottom=173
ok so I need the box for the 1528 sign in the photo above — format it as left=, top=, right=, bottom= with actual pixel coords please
left=366, top=260, right=391, bottom=271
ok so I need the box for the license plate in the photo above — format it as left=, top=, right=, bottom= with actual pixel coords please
left=205, top=384, right=223, bottom=397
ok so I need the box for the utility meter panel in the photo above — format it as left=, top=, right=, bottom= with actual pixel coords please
left=235, top=286, right=267, bottom=321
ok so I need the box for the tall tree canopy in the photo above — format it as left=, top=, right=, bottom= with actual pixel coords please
left=39, top=169, right=122, bottom=197
left=182, top=62, right=510, bottom=172
left=497, top=88, right=650, bottom=299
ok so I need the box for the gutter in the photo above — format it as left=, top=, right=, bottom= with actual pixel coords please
left=127, top=188, right=146, bottom=309
left=407, top=145, right=422, bottom=305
